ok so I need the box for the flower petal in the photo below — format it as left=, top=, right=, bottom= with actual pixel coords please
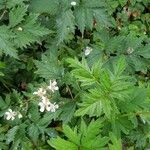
left=18, top=113, right=23, bottom=118
left=11, top=116, right=15, bottom=120
left=52, top=80, right=57, bottom=86
left=54, top=86, right=59, bottom=90
left=38, top=102, right=45, bottom=112
left=8, top=109, right=13, bottom=112
left=46, top=105, right=51, bottom=111
left=6, top=114, right=11, bottom=120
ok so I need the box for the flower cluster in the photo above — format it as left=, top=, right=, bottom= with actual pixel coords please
left=5, top=109, right=22, bottom=121
left=33, top=80, right=59, bottom=112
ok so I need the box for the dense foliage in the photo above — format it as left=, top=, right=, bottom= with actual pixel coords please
left=0, top=0, right=150, bottom=149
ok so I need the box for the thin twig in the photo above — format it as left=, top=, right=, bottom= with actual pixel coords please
left=67, top=85, right=74, bottom=99
left=0, top=9, right=7, bottom=20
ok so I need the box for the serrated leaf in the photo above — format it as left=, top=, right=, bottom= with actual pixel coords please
left=136, top=44, right=150, bottom=58
left=29, top=0, right=59, bottom=14
left=9, top=4, right=28, bottom=27
left=0, top=26, right=18, bottom=58
left=48, top=137, right=77, bottom=150
left=28, top=124, right=39, bottom=143
left=74, top=7, right=87, bottom=34
left=13, top=13, right=50, bottom=48
left=81, top=119, right=108, bottom=149
left=109, top=133, right=122, bottom=150
left=34, top=52, right=63, bottom=79
left=67, top=58, right=95, bottom=86
left=28, top=102, right=40, bottom=123
left=48, top=119, right=108, bottom=150
left=63, top=125, right=80, bottom=145
left=94, top=9, right=111, bottom=27
left=6, top=126, right=19, bottom=144
left=0, top=96, right=7, bottom=109
left=82, top=0, right=106, bottom=7
left=58, top=101, right=76, bottom=123
left=7, top=0, right=28, bottom=8
left=113, top=56, right=126, bottom=76
left=57, top=9, right=75, bottom=44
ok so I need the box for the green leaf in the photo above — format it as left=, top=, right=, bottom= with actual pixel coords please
left=63, top=125, right=80, bottom=145
left=75, top=90, right=103, bottom=117
left=111, top=117, right=134, bottom=137
left=9, top=4, right=28, bottom=27
left=82, top=0, right=106, bottom=7
left=29, top=0, right=59, bottom=14
left=0, top=72, right=4, bottom=76
left=136, top=44, right=150, bottom=58
left=74, top=0, right=110, bottom=34
left=48, top=119, right=108, bottom=150
left=109, top=133, right=122, bottom=150
left=67, top=58, right=96, bottom=86
left=0, top=142, right=8, bottom=150
left=80, top=119, right=108, bottom=149
left=0, top=96, right=7, bottom=109
left=113, top=56, right=126, bottom=76
left=81, top=119, right=103, bottom=142
left=0, top=26, right=18, bottom=58
left=6, top=126, right=19, bottom=144
left=94, top=9, right=111, bottom=27
left=28, top=102, right=40, bottom=123
left=58, top=101, right=76, bottom=123
left=34, top=52, right=63, bottom=79
left=74, top=7, right=92, bottom=34
left=13, top=13, right=50, bottom=48
left=57, top=9, right=75, bottom=44
left=68, top=57, right=133, bottom=118
left=48, top=137, right=77, bottom=150
left=28, top=124, right=39, bottom=143
left=7, top=0, right=28, bottom=8
left=118, top=87, right=149, bottom=113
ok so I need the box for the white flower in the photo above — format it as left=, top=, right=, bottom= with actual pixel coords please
left=38, top=97, right=59, bottom=112
left=71, top=1, right=76, bottom=6
left=33, top=88, right=46, bottom=97
left=50, top=103, right=59, bottom=112
left=47, top=80, right=59, bottom=93
left=38, top=96, right=51, bottom=112
left=127, top=47, right=134, bottom=54
left=84, top=46, right=93, bottom=56
left=5, top=109, right=17, bottom=120
left=18, top=113, right=23, bottom=119
left=17, top=27, right=23, bottom=31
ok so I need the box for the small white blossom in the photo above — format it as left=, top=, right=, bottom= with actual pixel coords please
left=84, top=46, right=93, bottom=56
left=38, top=96, right=51, bottom=112
left=71, top=1, right=76, bottom=6
left=50, top=103, right=59, bottom=112
left=47, top=80, right=59, bottom=93
left=38, top=96, right=59, bottom=112
left=33, top=88, right=46, bottom=97
left=127, top=47, right=134, bottom=54
left=17, top=27, right=23, bottom=31
left=5, top=109, right=17, bottom=120
left=18, top=113, right=23, bottom=119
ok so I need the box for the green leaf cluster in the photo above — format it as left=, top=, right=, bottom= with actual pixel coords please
left=0, top=0, right=150, bottom=149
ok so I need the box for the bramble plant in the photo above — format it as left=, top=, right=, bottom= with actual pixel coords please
left=0, top=0, right=150, bottom=149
